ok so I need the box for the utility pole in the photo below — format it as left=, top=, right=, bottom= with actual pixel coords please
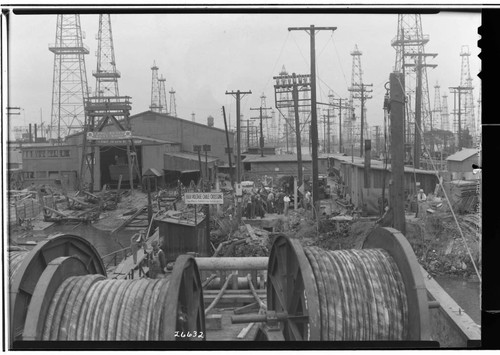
left=250, top=105, right=272, bottom=157
left=274, top=72, right=311, bottom=190
left=226, top=90, right=251, bottom=224
left=404, top=52, right=437, bottom=169
left=289, top=25, right=336, bottom=217
left=389, top=72, right=406, bottom=235
left=226, top=90, right=252, bottom=183
left=349, top=83, right=373, bottom=157
left=222, top=106, right=235, bottom=190
left=450, top=86, right=468, bottom=151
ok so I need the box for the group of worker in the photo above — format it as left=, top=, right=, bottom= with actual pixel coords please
left=130, top=229, right=167, bottom=279
left=241, top=187, right=314, bottom=219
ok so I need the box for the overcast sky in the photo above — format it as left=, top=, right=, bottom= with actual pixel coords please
left=7, top=10, right=480, bottom=135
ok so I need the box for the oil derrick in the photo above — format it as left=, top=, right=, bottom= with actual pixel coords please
left=348, top=44, right=373, bottom=157
left=391, top=14, right=434, bottom=147
left=260, top=93, right=271, bottom=140
left=433, top=83, right=442, bottom=129
left=93, top=14, right=119, bottom=97
left=169, top=88, right=177, bottom=117
left=80, top=14, right=139, bottom=192
left=459, top=46, right=475, bottom=137
left=150, top=62, right=161, bottom=112
left=158, top=75, right=168, bottom=114
left=441, top=94, right=450, bottom=132
left=49, top=14, right=90, bottom=141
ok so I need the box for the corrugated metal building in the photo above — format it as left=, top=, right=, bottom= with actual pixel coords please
left=18, top=110, right=235, bottom=190
left=328, top=154, right=439, bottom=216
left=242, top=154, right=329, bottom=180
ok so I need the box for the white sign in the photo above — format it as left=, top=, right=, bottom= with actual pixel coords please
left=184, top=192, right=224, bottom=204
left=87, top=131, right=132, bottom=140
left=235, top=183, right=243, bottom=196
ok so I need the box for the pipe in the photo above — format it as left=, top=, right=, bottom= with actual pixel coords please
left=204, top=276, right=263, bottom=290
left=195, top=257, right=268, bottom=271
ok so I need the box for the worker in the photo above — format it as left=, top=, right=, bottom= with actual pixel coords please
left=130, top=229, right=147, bottom=265
left=267, top=190, right=275, bottom=214
left=283, top=194, right=291, bottom=216
left=416, top=189, right=427, bottom=218
left=148, top=240, right=166, bottom=279
left=304, top=190, right=312, bottom=210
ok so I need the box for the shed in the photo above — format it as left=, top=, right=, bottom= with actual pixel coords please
left=155, top=210, right=209, bottom=262
left=446, top=149, right=479, bottom=180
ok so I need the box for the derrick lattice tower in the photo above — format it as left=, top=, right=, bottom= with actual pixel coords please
left=391, top=14, right=434, bottom=143
left=94, top=14, right=120, bottom=97
left=348, top=44, right=372, bottom=155
left=158, top=74, right=168, bottom=114
left=459, top=45, right=475, bottom=136
left=80, top=14, right=138, bottom=192
left=150, top=62, right=161, bottom=112
left=169, top=88, right=177, bottom=117
left=347, top=45, right=363, bottom=149
left=49, top=14, right=90, bottom=141
left=441, top=94, right=450, bottom=132
left=433, top=82, right=442, bottom=130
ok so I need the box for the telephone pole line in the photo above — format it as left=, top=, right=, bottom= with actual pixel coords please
left=288, top=25, right=336, bottom=216
left=225, top=90, right=251, bottom=183
left=349, top=83, right=373, bottom=157
left=405, top=52, right=437, bottom=168
left=250, top=105, right=272, bottom=157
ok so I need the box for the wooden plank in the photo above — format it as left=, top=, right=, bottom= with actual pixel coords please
left=111, top=205, right=147, bottom=234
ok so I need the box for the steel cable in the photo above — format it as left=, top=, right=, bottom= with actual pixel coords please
left=42, top=275, right=176, bottom=340
left=303, top=247, right=409, bottom=341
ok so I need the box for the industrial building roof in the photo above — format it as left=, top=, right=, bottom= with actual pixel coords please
left=164, top=151, right=219, bottom=163
left=243, top=154, right=331, bottom=163
left=445, top=148, right=478, bottom=162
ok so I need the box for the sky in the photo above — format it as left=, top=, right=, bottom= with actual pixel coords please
left=7, top=9, right=481, bottom=136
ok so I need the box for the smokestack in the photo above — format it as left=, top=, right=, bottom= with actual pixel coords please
left=34, top=124, right=38, bottom=142
left=207, top=115, right=214, bottom=127
left=29, top=124, right=32, bottom=143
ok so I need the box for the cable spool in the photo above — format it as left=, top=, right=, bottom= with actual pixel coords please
left=23, top=254, right=205, bottom=341
left=265, top=227, right=430, bottom=341
left=9, top=233, right=105, bottom=343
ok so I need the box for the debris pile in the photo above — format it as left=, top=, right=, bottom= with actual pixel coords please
left=406, top=212, right=481, bottom=279
left=210, top=224, right=274, bottom=257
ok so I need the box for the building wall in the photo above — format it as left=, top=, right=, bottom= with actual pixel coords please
left=447, top=155, right=478, bottom=174
left=246, top=158, right=328, bottom=179
left=340, top=163, right=439, bottom=215
left=21, top=145, right=80, bottom=188
left=122, top=112, right=234, bottom=164
left=142, top=145, right=170, bottom=174
left=163, top=154, right=217, bottom=174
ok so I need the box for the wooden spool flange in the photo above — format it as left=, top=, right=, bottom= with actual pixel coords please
left=9, top=233, right=105, bottom=343
left=21, top=254, right=205, bottom=341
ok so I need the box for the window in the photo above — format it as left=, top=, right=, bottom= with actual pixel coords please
left=35, top=150, right=45, bottom=158
left=60, top=150, right=70, bottom=157
left=36, top=171, right=47, bottom=179
left=24, top=171, right=34, bottom=179
left=47, top=150, right=59, bottom=158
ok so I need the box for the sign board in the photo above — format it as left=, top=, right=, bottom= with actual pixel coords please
left=235, top=183, right=243, bottom=196
left=184, top=192, right=224, bottom=204
left=87, top=131, right=132, bottom=140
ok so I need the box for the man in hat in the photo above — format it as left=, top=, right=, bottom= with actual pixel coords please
left=148, top=240, right=166, bottom=279
left=130, top=229, right=147, bottom=265
left=416, top=189, right=427, bottom=218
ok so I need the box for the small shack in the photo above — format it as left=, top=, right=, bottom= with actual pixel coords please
left=154, top=209, right=209, bottom=262
left=446, top=148, right=479, bottom=180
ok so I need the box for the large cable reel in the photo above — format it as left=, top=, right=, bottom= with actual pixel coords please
left=256, top=227, right=431, bottom=341
left=9, top=233, right=106, bottom=343
left=22, top=254, right=205, bottom=341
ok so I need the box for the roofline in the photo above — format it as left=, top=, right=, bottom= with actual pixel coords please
left=130, top=110, right=234, bottom=136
